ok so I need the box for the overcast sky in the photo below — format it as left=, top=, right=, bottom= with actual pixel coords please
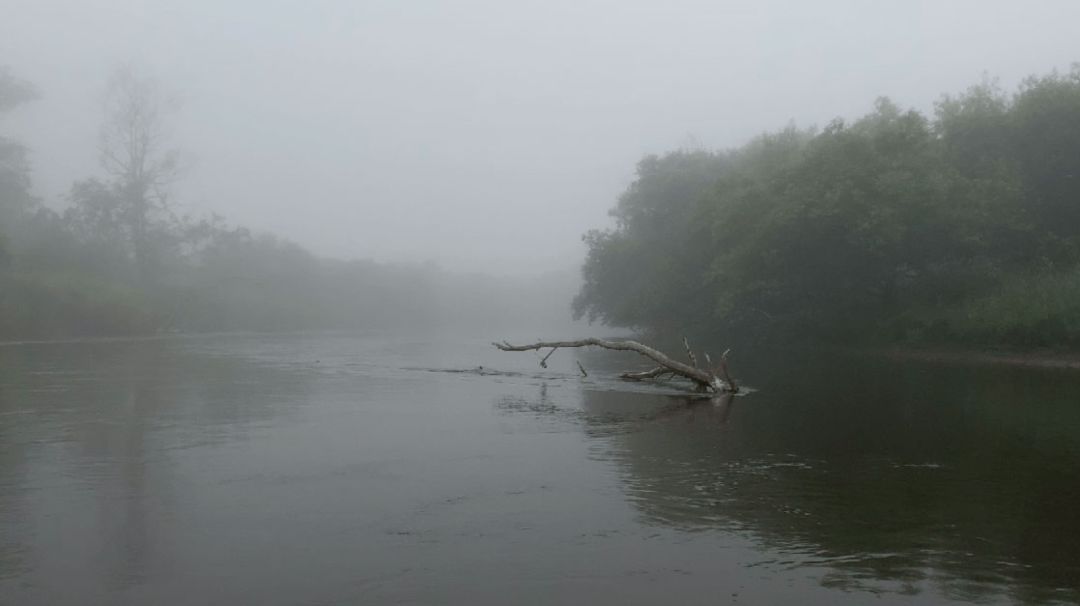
left=2, top=0, right=1079, bottom=275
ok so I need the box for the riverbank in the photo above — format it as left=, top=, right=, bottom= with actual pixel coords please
left=870, top=346, right=1080, bottom=371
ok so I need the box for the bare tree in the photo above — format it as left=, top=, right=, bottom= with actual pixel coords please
left=98, top=66, right=180, bottom=277
left=0, top=68, right=38, bottom=222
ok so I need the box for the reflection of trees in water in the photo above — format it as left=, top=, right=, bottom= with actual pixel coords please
left=570, top=354, right=1080, bottom=605
left=0, top=338, right=316, bottom=591
left=0, top=375, right=31, bottom=581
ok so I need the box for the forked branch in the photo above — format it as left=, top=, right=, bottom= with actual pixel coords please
left=492, top=337, right=737, bottom=393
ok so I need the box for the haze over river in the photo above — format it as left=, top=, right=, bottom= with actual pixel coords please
left=1, top=334, right=1078, bottom=605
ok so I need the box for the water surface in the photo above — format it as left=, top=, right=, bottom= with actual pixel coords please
left=1, top=334, right=1078, bottom=605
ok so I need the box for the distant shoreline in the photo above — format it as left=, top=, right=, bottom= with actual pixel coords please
left=6, top=332, right=1080, bottom=373
left=0, top=330, right=337, bottom=348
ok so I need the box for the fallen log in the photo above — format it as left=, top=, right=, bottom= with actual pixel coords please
left=492, top=337, right=737, bottom=393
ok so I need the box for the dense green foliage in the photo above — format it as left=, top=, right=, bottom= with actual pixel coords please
left=575, top=66, right=1080, bottom=347
left=0, top=68, right=575, bottom=340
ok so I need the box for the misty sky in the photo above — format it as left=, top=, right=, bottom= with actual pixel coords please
left=2, top=0, right=1079, bottom=275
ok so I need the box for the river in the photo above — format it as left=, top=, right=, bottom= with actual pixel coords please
left=1, top=333, right=1078, bottom=605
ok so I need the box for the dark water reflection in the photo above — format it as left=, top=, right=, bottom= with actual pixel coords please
left=586, top=350, right=1080, bottom=604
left=1, top=334, right=1078, bottom=605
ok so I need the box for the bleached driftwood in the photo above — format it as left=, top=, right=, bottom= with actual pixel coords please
left=492, top=337, right=737, bottom=393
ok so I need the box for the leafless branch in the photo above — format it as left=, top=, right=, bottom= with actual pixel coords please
left=493, top=338, right=736, bottom=393
left=539, top=347, right=558, bottom=368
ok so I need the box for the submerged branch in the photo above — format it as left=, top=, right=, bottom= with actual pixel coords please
left=619, top=367, right=675, bottom=381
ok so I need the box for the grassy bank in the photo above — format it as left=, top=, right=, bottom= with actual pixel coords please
left=885, top=271, right=1080, bottom=348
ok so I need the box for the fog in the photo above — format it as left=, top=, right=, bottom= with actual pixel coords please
left=3, top=0, right=1079, bottom=276
left=7, top=5, right=1080, bottom=604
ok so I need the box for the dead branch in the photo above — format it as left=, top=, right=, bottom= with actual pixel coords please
left=539, top=347, right=558, bottom=368
left=716, top=349, right=738, bottom=393
left=493, top=338, right=737, bottom=393
left=683, top=337, right=698, bottom=368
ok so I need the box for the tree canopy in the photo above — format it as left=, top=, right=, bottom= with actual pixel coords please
left=575, top=66, right=1080, bottom=346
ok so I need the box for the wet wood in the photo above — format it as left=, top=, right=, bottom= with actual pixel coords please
left=492, top=337, right=737, bottom=393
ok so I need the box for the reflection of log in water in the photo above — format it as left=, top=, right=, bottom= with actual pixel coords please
left=652, top=393, right=735, bottom=425
left=572, top=389, right=738, bottom=428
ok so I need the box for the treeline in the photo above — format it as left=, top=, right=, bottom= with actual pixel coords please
left=574, top=66, right=1080, bottom=347
left=0, top=67, right=577, bottom=340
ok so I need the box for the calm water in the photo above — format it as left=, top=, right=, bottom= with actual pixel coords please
left=1, top=334, right=1078, bottom=605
